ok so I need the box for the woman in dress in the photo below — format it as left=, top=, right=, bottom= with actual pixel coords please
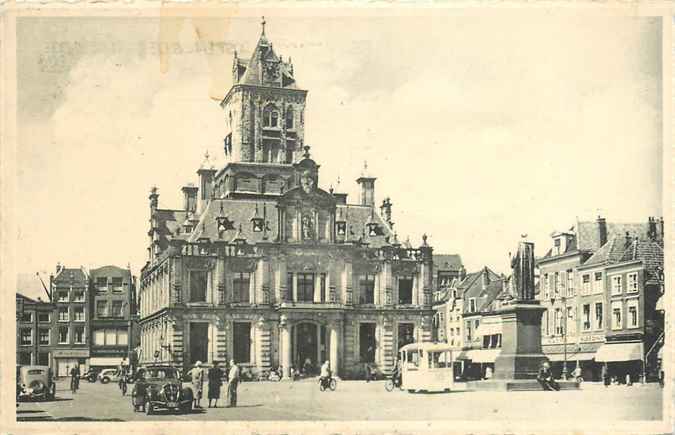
left=207, top=361, right=223, bottom=408
left=191, top=361, right=204, bottom=408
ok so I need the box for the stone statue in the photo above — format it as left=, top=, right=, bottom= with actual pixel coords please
left=301, top=214, right=314, bottom=240
left=510, top=241, right=535, bottom=301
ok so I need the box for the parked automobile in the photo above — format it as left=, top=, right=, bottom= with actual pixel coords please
left=131, top=366, right=194, bottom=415
left=97, top=368, right=121, bottom=384
left=17, top=365, right=55, bottom=401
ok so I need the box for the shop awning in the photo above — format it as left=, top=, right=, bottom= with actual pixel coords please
left=594, top=342, right=643, bottom=362
left=545, top=352, right=596, bottom=362
left=458, top=349, right=501, bottom=363
left=475, top=322, right=502, bottom=336
left=89, top=357, right=123, bottom=366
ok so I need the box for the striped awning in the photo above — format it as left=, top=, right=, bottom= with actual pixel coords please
left=595, top=342, right=643, bottom=362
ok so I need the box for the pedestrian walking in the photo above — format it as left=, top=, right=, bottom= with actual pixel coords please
left=602, top=363, right=610, bottom=387
left=227, top=359, right=240, bottom=408
left=208, top=361, right=223, bottom=408
left=191, top=361, right=204, bottom=408
left=70, top=364, right=80, bottom=394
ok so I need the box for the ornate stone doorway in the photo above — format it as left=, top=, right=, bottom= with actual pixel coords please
left=292, top=322, right=326, bottom=374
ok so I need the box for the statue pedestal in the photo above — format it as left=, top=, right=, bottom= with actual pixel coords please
left=493, top=301, right=548, bottom=380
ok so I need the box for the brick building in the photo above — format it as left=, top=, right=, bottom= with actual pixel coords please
left=138, top=22, right=436, bottom=379
left=536, top=216, right=664, bottom=381
left=50, top=266, right=90, bottom=376
left=16, top=293, right=56, bottom=367
left=89, top=265, right=137, bottom=369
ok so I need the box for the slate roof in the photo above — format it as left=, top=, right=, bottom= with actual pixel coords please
left=433, top=254, right=464, bottom=271
left=460, top=267, right=503, bottom=314
left=583, top=235, right=663, bottom=277
left=52, top=267, right=88, bottom=286
left=237, top=33, right=298, bottom=89
left=174, top=198, right=394, bottom=248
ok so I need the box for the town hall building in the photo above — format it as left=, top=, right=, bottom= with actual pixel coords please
left=137, top=21, right=437, bottom=379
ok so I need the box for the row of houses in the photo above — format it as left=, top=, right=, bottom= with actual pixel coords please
left=16, top=264, right=138, bottom=376
left=432, top=216, right=665, bottom=383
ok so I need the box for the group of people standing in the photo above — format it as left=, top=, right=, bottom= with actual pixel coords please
left=189, top=359, right=240, bottom=409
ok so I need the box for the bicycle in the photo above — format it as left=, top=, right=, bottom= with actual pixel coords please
left=384, top=375, right=402, bottom=392
left=319, top=376, right=337, bottom=392
left=119, top=376, right=128, bottom=396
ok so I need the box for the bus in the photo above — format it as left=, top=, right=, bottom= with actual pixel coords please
left=399, top=342, right=455, bottom=393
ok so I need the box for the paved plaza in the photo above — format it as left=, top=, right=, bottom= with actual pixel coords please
left=16, top=378, right=664, bottom=422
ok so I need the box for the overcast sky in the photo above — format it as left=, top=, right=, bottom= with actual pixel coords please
left=15, top=12, right=663, bottom=298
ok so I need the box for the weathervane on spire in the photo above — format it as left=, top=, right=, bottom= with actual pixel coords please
left=261, top=16, right=266, bottom=35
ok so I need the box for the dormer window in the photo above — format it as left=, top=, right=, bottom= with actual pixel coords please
left=263, top=105, right=279, bottom=128
left=554, top=237, right=561, bottom=256
left=285, top=107, right=294, bottom=129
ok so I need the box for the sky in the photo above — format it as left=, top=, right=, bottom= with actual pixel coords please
left=15, top=12, right=663, bottom=299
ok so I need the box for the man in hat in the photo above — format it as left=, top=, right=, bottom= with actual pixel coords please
left=207, top=361, right=224, bottom=408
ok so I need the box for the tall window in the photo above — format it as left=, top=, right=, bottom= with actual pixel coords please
left=118, top=330, right=129, bottom=346
left=233, top=272, right=251, bottom=303
left=20, top=328, right=32, bottom=345
left=38, top=312, right=50, bottom=323
left=21, top=312, right=33, bottom=322
left=359, top=323, right=376, bottom=363
left=594, top=302, right=603, bottom=330
left=469, top=298, right=477, bottom=313
left=233, top=322, right=251, bottom=363
left=542, top=310, right=550, bottom=335
left=627, top=272, right=639, bottom=293
left=593, top=272, right=603, bottom=294
left=58, top=307, right=69, bottom=322
left=263, top=105, right=279, bottom=128
left=112, top=301, right=124, bottom=317
left=58, top=327, right=68, bottom=344
left=566, top=306, right=575, bottom=334
left=287, top=273, right=294, bottom=300
left=543, top=274, right=550, bottom=299
left=57, top=291, right=69, bottom=303
left=96, top=301, right=107, bottom=317
left=96, top=277, right=108, bottom=289
left=582, top=304, right=591, bottom=331
left=611, top=301, right=622, bottom=330
left=582, top=274, right=591, bottom=295
left=297, top=273, right=314, bottom=302
left=566, top=270, right=574, bottom=297
left=73, top=290, right=85, bottom=302
left=285, top=107, right=294, bottom=129
left=627, top=299, right=639, bottom=328
left=611, top=275, right=622, bottom=295
left=553, top=272, right=560, bottom=296
left=320, top=273, right=327, bottom=302
left=554, top=238, right=561, bottom=256
left=94, top=329, right=105, bottom=345
left=465, top=321, right=472, bottom=342
left=398, top=276, right=413, bottom=304
left=112, top=277, right=124, bottom=292
left=189, top=270, right=208, bottom=303
left=360, top=275, right=375, bottom=304
left=73, top=306, right=85, bottom=322
left=554, top=308, right=563, bottom=335
left=74, top=326, right=85, bottom=344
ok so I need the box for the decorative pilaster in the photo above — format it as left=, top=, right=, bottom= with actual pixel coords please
left=279, top=316, right=291, bottom=380
left=256, top=317, right=272, bottom=372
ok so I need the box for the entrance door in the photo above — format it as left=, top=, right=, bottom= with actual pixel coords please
left=189, top=323, right=209, bottom=365
left=295, top=323, right=318, bottom=374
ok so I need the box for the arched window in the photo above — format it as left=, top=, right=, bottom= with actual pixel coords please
left=285, top=107, right=294, bottom=129
left=263, top=105, right=279, bottom=128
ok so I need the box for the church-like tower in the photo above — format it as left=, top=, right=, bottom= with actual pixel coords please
left=221, top=18, right=307, bottom=165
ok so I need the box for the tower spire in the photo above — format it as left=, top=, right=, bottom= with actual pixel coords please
left=261, top=16, right=266, bottom=36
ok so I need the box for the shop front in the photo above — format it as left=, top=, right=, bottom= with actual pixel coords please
left=53, top=349, right=90, bottom=377
left=595, top=341, right=644, bottom=384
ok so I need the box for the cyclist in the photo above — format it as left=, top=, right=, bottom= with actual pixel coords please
left=70, top=364, right=80, bottom=394
left=118, top=363, right=128, bottom=395
left=319, top=360, right=331, bottom=390
left=390, top=359, right=402, bottom=388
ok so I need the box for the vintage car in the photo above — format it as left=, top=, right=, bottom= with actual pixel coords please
left=17, top=365, right=56, bottom=401
left=131, top=366, right=194, bottom=415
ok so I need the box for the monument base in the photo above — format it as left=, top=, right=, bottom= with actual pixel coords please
left=465, top=379, right=580, bottom=392
left=494, top=353, right=548, bottom=380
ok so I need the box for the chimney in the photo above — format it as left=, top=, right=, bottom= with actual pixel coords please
left=182, top=183, right=198, bottom=214
left=55, top=262, right=62, bottom=274
left=197, top=152, right=217, bottom=213
left=625, top=231, right=632, bottom=248
left=659, top=217, right=664, bottom=241
left=380, top=197, right=393, bottom=226
left=482, top=267, right=490, bottom=290
left=459, top=265, right=467, bottom=281
left=647, top=217, right=655, bottom=240
left=597, top=215, right=607, bottom=248
left=356, top=161, right=376, bottom=208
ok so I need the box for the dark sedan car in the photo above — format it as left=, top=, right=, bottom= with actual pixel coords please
left=131, top=366, right=194, bottom=415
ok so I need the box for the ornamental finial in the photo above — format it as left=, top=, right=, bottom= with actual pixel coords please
left=261, top=16, right=266, bottom=35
